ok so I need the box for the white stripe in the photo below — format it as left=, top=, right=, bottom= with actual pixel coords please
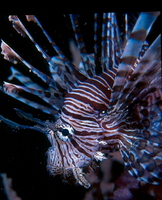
left=95, top=75, right=111, bottom=88
left=70, top=88, right=103, bottom=101
left=68, top=89, right=109, bottom=107
left=64, top=98, right=94, bottom=112
left=74, top=137, right=97, bottom=154
left=85, top=76, right=108, bottom=89
left=61, top=112, right=101, bottom=131
left=78, top=84, right=109, bottom=101
left=64, top=104, right=97, bottom=118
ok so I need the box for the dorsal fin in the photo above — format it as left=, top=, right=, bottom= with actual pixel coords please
left=109, top=12, right=160, bottom=112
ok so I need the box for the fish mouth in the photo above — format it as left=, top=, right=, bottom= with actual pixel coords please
left=72, top=167, right=91, bottom=188
left=46, top=146, right=91, bottom=188
left=47, top=164, right=91, bottom=188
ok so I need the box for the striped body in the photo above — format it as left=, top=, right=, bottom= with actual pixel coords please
left=0, top=12, right=161, bottom=188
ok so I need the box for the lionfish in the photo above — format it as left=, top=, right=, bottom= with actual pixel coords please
left=0, top=12, right=161, bottom=188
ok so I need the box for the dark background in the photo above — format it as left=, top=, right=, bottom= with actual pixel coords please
left=0, top=13, right=161, bottom=200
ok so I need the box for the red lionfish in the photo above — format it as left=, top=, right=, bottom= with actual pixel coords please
left=0, top=12, right=161, bottom=188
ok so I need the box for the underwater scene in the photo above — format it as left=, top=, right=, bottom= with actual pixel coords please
left=0, top=12, right=161, bottom=200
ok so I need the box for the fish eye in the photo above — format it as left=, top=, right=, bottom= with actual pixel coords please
left=61, top=129, right=70, bottom=136
left=56, top=125, right=74, bottom=142
left=60, top=128, right=70, bottom=136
